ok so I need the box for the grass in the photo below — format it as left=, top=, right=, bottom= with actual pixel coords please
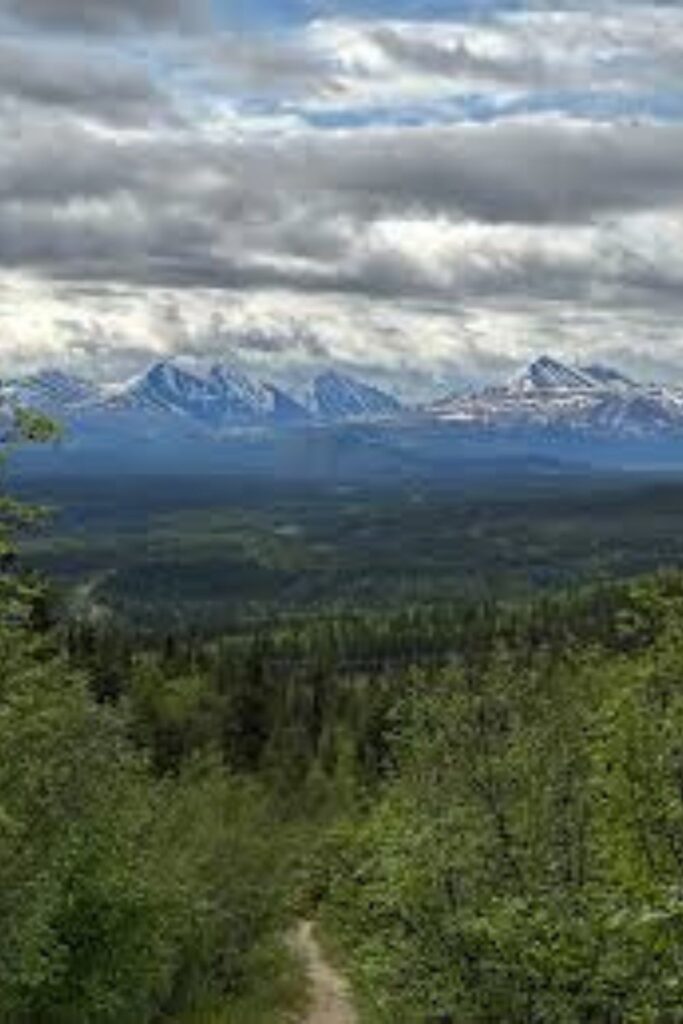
left=171, top=939, right=308, bottom=1024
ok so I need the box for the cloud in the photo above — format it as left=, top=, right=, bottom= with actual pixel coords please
left=0, top=0, right=209, bottom=34
left=3, top=114, right=683, bottom=308
left=0, top=39, right=170, bottom=126
left=8, top=278, right=683, bottom=394
left=194, top=33, right=344, bottom=99
left=282, top=10, right=683, bottom=115
left=4, top=1, right=683, bottom=387
left=11, top=117, right=683, bottom=225
left=360, top=9, right=683, bottom=95
left=367, top=26, right=543, bottom=87
left=296, top=121, right=683, bottom=224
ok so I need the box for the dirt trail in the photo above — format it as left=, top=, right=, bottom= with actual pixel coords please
left=291, top=920, right=358, bottom=1024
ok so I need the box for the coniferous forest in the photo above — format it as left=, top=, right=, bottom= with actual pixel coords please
left=7, top=418, right=683, bottom=1021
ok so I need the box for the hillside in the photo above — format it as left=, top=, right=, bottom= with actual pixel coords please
left=9, top=471, right=683, bottom=1022
left=7, top=410, right=683, bottom=1022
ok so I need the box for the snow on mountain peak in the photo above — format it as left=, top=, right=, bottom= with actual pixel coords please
left=208, top=364, right=272, bottom=413
left=115, top=360, right=222, bottom=420
left=6, top=355, right=683, bottom=445
left=104, top=359, right=310, bottom=427
left=510, top=356, right=598, bottom=393
left=430, top=355, right=683, bottom=439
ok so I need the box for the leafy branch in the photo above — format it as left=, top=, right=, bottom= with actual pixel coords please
left=0, top=403, right=60, bottom=623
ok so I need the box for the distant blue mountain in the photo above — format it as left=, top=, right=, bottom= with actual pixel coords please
left=6, top=355, right=683, bottom=461
left=429, top=356, right=683, bottom=441
left=3, top=369, right=98, bottom=412
left=1, top=361, right=403, bottom=438
left=312, top=370, right=403, bottom=420
left=104, top=361, right=309, bottom=428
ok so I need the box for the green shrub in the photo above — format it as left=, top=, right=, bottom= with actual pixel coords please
left=0, top=630, right=287, bottom=1023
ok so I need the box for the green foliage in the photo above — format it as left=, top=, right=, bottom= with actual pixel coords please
left=0, top=424, right=302, bottom=1023
left=0, top=630, right=159, bottom=1022
left=16, top=436, right=683, bottom=1022
left=0, top=406, right=59, bottom=624
left=0, top=624, right=289, bottom=1024
left=317, top=602, right=683, bottom=1023
left=13, top=561, right=683, bottom=1022
left=0, top=630, right=292, bottom=1022
left=173, top=939, right=306, bottom=1024
left=11, top=408, right=61, bottom=445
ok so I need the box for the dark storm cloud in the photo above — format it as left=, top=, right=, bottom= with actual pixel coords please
left=3, top=113, right=683, bottom=307
left=0, top=0, right=209, bottom=33
left=0, top=39, right=169, bottom=125
left=303, top=122, right=683, bottom=224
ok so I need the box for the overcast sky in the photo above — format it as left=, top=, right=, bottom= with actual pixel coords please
left=2, top=0, right=683, bottom=391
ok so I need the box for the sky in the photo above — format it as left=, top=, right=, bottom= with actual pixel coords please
left=2, top=0, right=683, bottom=393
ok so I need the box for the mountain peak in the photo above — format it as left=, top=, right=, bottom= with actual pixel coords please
left=580, top=363, right=636, bottom=389
left=313, top=371, right=402, bottom=420
left=107, top=359, right=310, bottom=427
left=511, top=356, right=598, bottom=393
left=2, top=367, right=98, bottom=410
left=208, top=363, right=309, bottom=422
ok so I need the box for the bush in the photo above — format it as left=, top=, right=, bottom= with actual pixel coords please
left=0, top=628, right=286, bottom=1023
left=321, top=625, right=683, bottom=1023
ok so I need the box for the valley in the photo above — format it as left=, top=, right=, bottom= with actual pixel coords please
left=16, top=468, right=683, bottom=632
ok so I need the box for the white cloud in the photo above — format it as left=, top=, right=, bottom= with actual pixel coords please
left=4, top=2, right=683, bottom=389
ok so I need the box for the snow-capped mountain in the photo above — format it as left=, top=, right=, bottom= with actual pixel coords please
left=103, top=361, right=308, bottom=428
left=7, top=355, right=683, bottom=447
left=429, top=356, right=683, bottom=439
left=109, top=361, right=223, bottom=421
left=510, top=355, right=598, bottom=393
left=312, top=371, right=402, bottom=420
left=208, top=365, right=308, bottom=424
left=3, top=361, right=402, bottom=432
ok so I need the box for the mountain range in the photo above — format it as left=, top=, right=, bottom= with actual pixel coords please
left=428, top=356, right=683, bottom=439
left=3, top=362, right=402, bottom=430
left=5, top=355, right=683, bottom=445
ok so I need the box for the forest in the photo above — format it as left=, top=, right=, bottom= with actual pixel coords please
left=15, top=468, right=683, bottom=632
left=6, top=415, right=683, bottom=1021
